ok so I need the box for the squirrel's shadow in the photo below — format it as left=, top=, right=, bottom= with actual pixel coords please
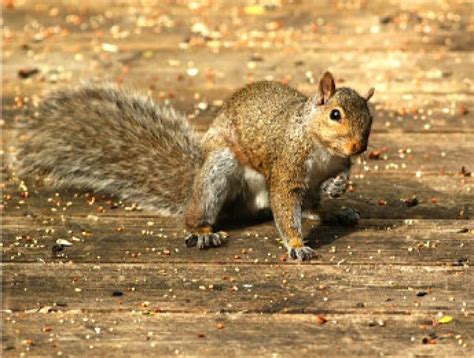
left=215, top=205, right=360, bottom=250
left=213, top=159, right=471, bottom=251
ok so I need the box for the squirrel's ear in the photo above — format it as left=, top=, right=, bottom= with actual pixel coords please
left=318, top=71, right=336, bottom=105
left=365, top=87, right=375, bottom=102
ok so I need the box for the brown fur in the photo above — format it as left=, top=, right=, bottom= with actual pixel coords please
left=18, top=73, right=374, bottom=261
left=18, top=83, right=203, bottom=215
left=188, top=73, right=373, bottom=259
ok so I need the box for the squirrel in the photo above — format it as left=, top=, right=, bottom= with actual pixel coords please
left=18, top=71, right=374, bottom=261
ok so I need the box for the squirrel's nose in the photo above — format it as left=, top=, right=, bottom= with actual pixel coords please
left=347, top=141, right=367, bottom=155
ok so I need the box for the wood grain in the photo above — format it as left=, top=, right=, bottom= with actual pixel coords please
left=3, top=263, right=472, bottom=314
left=1, top=0, right=473, bottom=356
left=3, top=312, right=472, bottom=357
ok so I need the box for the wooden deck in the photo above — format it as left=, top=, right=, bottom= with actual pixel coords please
left=1, top=0, right=473, bottom=356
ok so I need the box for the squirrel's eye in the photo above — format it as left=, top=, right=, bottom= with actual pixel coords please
left=329, top=109, right=341, bottom=121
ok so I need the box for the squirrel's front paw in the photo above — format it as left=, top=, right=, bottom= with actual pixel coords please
left=321, top=175, right=348, bottom=199
left=288, top=246, right=316, bottom=261
left=185, top=231, right=228, bottom=249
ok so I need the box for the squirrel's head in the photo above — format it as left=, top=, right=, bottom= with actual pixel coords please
left=306, top=72, right=375, bottom=158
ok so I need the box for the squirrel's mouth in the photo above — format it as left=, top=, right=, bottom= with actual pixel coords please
left=328, top=146, right=351, bottom=159
left=332, top=147, right=366, bottom=159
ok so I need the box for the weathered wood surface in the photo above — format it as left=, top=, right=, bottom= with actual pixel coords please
left=3, top=263, right=472, bottom=313
left=1, top=0, right=473, bottom=356
left=3, top=313, right=472, bottom=357
left=3, top=217, right=472, bottom=265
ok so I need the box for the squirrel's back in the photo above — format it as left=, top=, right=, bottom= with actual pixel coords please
left=214, top=81, right=308, bottom=173
left=18, top=84, right=203, bottom=214
left=222, top=81, right=306, bottom=125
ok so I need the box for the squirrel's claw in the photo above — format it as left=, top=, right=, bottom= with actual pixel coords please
left=184, top=234, right=198, bottom=247
left=289, top=246, right=316, bottom=261
left=185, top=231, right=228, bottom=249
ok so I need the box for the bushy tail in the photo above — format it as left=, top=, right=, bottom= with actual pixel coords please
left=18, top=83, right=203, bottom=215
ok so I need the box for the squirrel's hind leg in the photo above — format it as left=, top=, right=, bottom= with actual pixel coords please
left=184, top=147, right=243, bottom=249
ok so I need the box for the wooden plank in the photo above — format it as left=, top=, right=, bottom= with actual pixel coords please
left=4, top=44, right=473, bottom=83
left=356, top=133, right=474, bottom=175
left=2, top=312, right=472, bottom=357
left=4, top=52, right=472, bottom=98
left=2, top=263, right=472, bottom=314
left=2, top=216, right=472, bottom=265
left=3, top=0, right=472, bottom=53
left=2, top=0, right=473, bottom=356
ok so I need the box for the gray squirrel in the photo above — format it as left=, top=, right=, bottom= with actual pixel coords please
left=18, top=71, right=374, bottom=261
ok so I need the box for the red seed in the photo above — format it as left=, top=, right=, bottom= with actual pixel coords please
left=459, top=104, right=468, bottom=116
left=315, top=315, right=328, bottom=325
left=368, top=150, right=381, bottom=160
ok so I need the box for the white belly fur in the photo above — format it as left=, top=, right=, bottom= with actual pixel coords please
left=306, top=148, right=349, bottom=187
left=242, top=150, right=348, bottom=211
left=243, top=166, right=269, bottom=209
